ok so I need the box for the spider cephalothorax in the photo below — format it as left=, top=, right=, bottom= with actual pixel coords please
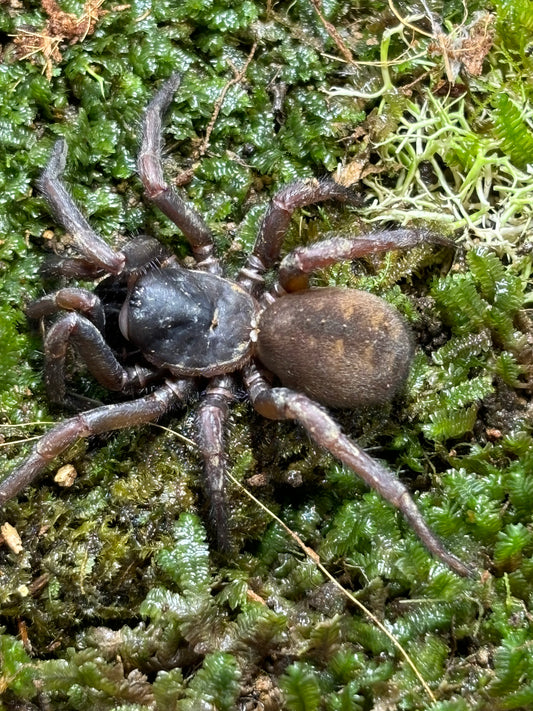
left=0, top=74, right=471, bottom=577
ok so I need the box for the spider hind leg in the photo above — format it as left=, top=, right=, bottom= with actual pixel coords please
left=245, top=364, right=472, bottom=578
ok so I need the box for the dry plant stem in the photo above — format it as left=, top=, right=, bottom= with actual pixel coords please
left=225, top=469, right=438, bottom=705
left=200, top=41, right=258, bottom=158
left=309, top=0, right=355, bottom=64
left=175, top=41, right=257, bottom=186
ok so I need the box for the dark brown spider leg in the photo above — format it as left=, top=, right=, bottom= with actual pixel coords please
left=27, top=287, right=106, bottom=333
left=278, top=229, right=454, bottom=291
left=138, top=74, right=216, bottom=269
left=238, top=179, right=360, bottom=290
left=40, top=237, right=168, bottom=280
left=120, top=235, right=170, bottom=272
left=0, top=380, right=192, bottom=506
left=40, top=256, right=107, bottom=280
left=39, top=140, right=125, bottom=275
left=196, top=375, right=235, bottom=550
left=42, top=313, right=157, bottom=407
left=244, top=365, right=473, bottom=578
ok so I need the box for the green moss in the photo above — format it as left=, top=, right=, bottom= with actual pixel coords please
left=1, top=0, right=533, bottom=709
left=280, top=662, right=322, bottom=711
left=0, top=633, right=36, bottom=698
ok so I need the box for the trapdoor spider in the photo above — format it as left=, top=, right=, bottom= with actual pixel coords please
left=1, top=74, right=471, bottom=578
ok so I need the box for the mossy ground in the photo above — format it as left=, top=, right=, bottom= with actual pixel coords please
left=0, top=0, right=532, bottom=709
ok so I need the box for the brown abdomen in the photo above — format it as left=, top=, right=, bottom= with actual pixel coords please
left=257, top=288, right=414, bottom=408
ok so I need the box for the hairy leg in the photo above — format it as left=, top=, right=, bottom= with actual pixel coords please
left=196, top=375, right=234, bottom=550
left=39, top=140, right=125, bottom=274
left=278, top=229, right=453, bottom=291
left=0, top=380, right=193, bottom=506
left=244, top=365, right=472, bottom=578
left=27, top=287, right=106, bottom=333
left=238, top=179, right=360, bottom=292
left=138, top=74, right=217, bottom=269
left=41, top=313, right=157, bottom=407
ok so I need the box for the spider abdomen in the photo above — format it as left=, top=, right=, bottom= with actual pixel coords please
left=257, top=287, right=414, bottom=409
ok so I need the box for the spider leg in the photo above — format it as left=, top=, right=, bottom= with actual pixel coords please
left=40, top=313, right=158, bottom=408
left=40, top=256, right=108, bottom=280
left=244, top=365, right=472, bottom=578
left=39, top=140, right=125, bottom=274
left=0, top=380, right=193, bottom=506
left=196, top=375, right=234, bottom=550
left=120, top=235, right=170, bottom=272
left=278, top=229, right=454, bottom=291
left=27, top=287, right=106, bottom=333
left=238, top=179, right=360, bottom=290
left=39, top=236, right=168, bottom=280
left=138, top=74, right=216, bottom=268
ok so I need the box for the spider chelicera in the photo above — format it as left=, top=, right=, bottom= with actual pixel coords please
left=0, top=74, right=471, bottom=578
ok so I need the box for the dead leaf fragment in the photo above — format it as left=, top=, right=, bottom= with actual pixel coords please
left=13, top=0, right=107, bottom=80
left=1, top=522, right=23, bottom=554
left=428, top=11, right=495, bottom=80
left=54, top=463, right=77, bottom=487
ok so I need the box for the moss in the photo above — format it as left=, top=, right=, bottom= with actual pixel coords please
left=0, top=0, right=533, bottom=709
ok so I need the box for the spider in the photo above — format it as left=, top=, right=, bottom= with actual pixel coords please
left=0, top=74, right=471, bottom=578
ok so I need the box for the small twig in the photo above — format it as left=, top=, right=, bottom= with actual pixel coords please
left=226, top=470, right=438, bottom=704
left=149, top=422, right=196, bottom=447
left=0, top=436, right=42, bottom=447
left=174, top=41, right=258, bottom=187
left=201, top=41, right=258, bottom=157
left=309, top=0, right=355, bottom=65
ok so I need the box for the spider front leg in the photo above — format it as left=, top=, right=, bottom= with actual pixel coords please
left=0, top=381, right=193, bottom=506
left=278, top=229, right=454, bottom=291
left=27, top=287, right=106, bottom=333
left=39, top=139, right=125, bottom=274
left=138, top=74, right=216, bottom=269
left=245, top=365, right=472, bottom=578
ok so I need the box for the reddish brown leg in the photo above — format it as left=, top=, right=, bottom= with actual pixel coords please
left=0, top=381, right=193, bottom=506
left=27, top=287, right=106, bottom=332
left=238, top=179, right=360, bottom=291
left=39, top=237, right=168, bottom=281
left=138, top=74, right=216, bottom=268
left=41, top=313, right=157, bottom=407
left=196, top=375, right=234, bottom=549
left=39, top=256, right=107, bottom=280
left=278, top=229, right=454, bottom=291
left=39, top=140, right=125, bottom=274
left=244, top=365, right=472, bottom=578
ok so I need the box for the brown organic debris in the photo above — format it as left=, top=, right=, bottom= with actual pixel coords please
left=13, top=0, right=107, bottom=80
left=0, top=522, right=23, bottom=554
left=54, top=463, right=77, bottom=487
left=428, top=11, right=495, bottom=79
